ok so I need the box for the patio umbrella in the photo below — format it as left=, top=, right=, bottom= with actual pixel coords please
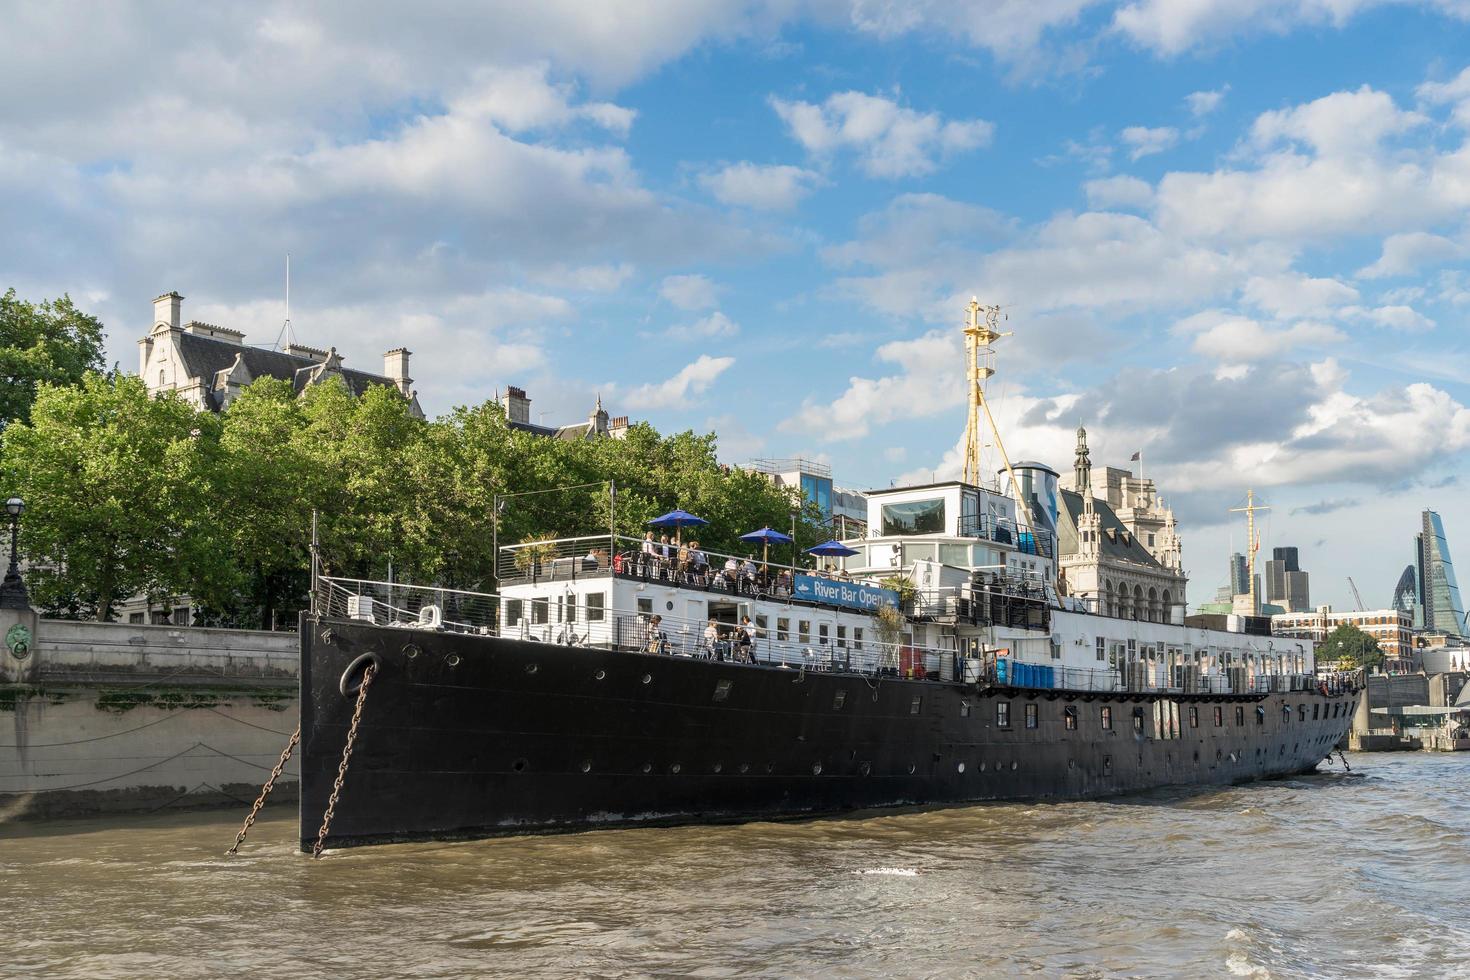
left=740, top=526, right=793, bottom=564
left=647, top=509, right=708, bottom=544
left=806, top=538, right=859, bottom=574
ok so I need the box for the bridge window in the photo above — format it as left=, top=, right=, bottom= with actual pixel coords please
left=881, top=498, right=945, bottom=536
left=1236, top=706, right=1245, bottom=727
left=997, top=701, right=1011, bottom=727
left=585, top=593, right=605, bottom=622
left=1064, top=706, right=1077, bottom=730
left=1100, top=706, right=1112, bottom=730
left=776, top=617, right=789, bottom=641
left=505, top=599, right=523, bottom=626
left=854, top=627, right=865, bottom=650
left=798, top=620, right=811, bottom=644
left=1189, top=706, right=1199, bottom=729
left=1025, top=703, right=1038, bottom=729
left=1096, top=637, right=1106, bottom=661
left=1214, top=706, right=1223, bottom=727
left=531, top=598, right=549, bottom=624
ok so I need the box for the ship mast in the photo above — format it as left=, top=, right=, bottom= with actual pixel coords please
left=1229, top=489, right=1270, bottom=613
left=961, top=297, right=1034, bottom=533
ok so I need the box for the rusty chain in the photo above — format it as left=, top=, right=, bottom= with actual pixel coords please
left=312, top=662, right=376, bottom=859
left=226, top=726, right=301, bottom=855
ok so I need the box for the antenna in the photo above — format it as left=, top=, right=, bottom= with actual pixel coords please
left=274, top=254, right=296, bottom=351
left=1228, top=490, right=1272, bottom=613
left=959, top=297, right=1033, bottom=534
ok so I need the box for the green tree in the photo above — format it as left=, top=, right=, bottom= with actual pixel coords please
left=0, top=374, right=229, bottom=619
left=0, top=289, right=106, bottom=434
left=1318, top=623, right=1384, bottom=670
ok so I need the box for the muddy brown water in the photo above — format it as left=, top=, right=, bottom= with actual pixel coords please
left=4, top=752, right=1468, bottom=978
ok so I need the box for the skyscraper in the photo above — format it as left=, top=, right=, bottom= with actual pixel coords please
left=1272, top=546, right=1300, bottom=572
left=1265, top=546, right=1310, bottom=611
left=1229, top=552, right=1248, bottom=597
left=1392, top=564, right=1418, bottom=622
left=1416, top=510, right=1467, bottom=637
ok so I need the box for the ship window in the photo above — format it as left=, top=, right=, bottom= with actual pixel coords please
left=997, top=701, right=1011, bottom=727
left=755, top=614, right=768, bottom=638
left=1132, top=707, right=1145, bottom=734
left=1284, top=704, right=1292, bottom=722
left=1025, top=703, right=1038, bottom=729
left=1214, top=706, right=1223, bottom=727
left=1189, top=706, right=1198, bottom=729
left=881, top=498, right=946, bottom=536
left=712, top=679, right=733, bottom=703
left=777, top=617, right=789, bottom=642
left=505, top=599, right=523, bottom=626
left=562, top=594, right=576, bottom=623
left=960, top=700, right=971, bottom=717
left=1313, top=703, right=1320, bottom=720
left=1299, top=704, right=1307, bottom=722
left=798, top=620, right=810, bottom=644
left=531, top=598, right=549, bottom=624
left=1236, top=706, right=1245, bottom=726
left=910, top=695, right=923, bottom=715
left=1100, top=706, right=1112, bottom=730
left=1256, top=706, right=1266, bottom=725
left=854, top=628, right=864, bottom=650
left=586, top=593, right=605, bottom=622
left=1096, top=637, right=1106, bottom=661
left=818, top=624, right=829, bottom=646
left=837, top=625, right=847, bottom=649
left=833, top=690, right=847, bottom=710
left=637, top=597, right=652, bottom=615
left=1064, top=706, right=1077, bottom=730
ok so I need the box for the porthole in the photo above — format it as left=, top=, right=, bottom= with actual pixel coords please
left=666, top=601, right=674, bottom=611
left=402, top=643, right=419, bottom=659
left=641, top=673, right=652, bottom=684
left=641, top=762, right=652, bottom=773
left=594, top=669, right=606, bottom=680
left=670, top=763, right=682, bottom=774
left=1010, top=761, right=1018, bottom=771
left=766, top=762, right=775, bottom=774
left=512, top=758, right=528, bottom=773
left=581, top=760, right=592, bottom=773
left=1067, top=759, right=1074, bottom=770
left=859, top=761, right=871, bottom=776
left=957, top=762, right=966, bottom=774
left=712, top=679, right=733, bottom=702
left=446, top=654, right=461, bottom=667
left=812, top=763, right=823, bottom=775
left=907, top=763, right=916, bottom=775
left=979, top=761, right=987, bottom=772
left=525, top=663, right=539, bottom=675
left=739, top=762, right=751, bottom=774
left=713, top=762, right=723, bottom=773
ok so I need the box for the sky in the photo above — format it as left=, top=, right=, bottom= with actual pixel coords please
left=3, top=0, right=1470, bottom=611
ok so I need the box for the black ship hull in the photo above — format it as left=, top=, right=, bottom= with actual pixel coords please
left=299, top=617, right=1358, bottom=850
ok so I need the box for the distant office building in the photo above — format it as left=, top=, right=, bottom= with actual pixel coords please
left=1229, top=552, right=1249, bottom=598
left=750, top=458, right=868, bottom=538
left=1416, top=509, right=1467, bottom=637
left=1392, top=564, right=1419, bottom=625
left=1264, top=545, right=1311, bottom=612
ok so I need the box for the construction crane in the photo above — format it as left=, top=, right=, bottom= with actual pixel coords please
left=1347, top=576, right=1366, bottom=612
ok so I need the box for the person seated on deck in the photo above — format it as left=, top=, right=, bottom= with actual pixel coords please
left=737, top=615, right=755, bottom=663
left=723, top=556, right=741, bottom=593
left=756, top=563, right=771, bottom=594
left=703, top=618, right=721, bottom=658
left=640, top=532, right=657, bottom=576
left=777, top=568, right=793, bottom=595
left=690, top=541, right=709, bottom=584
left=740, top=555, right=757, bottom=592
left=644, top=615, right=667, bottom=654
left=659, top=534, right=674, bottom=579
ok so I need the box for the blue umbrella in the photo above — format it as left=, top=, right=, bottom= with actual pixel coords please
left=805, top=539, right=859, bottom=557
left=740, top=526, right=793, bottom=563
left=648, top=509, right=709, bottom=543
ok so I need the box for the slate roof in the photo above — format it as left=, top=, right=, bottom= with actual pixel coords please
left=1057, top=487, right=1167, bottom=569
left=175, top=330, right=399, bottom=410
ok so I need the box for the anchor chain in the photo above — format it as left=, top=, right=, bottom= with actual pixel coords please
left=226, top=726, right=301, bottom=855
left=313, top=662, right=376, bottom=859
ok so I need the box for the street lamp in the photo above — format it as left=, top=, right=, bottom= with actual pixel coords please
left=1, top=497, right=30, bottom=610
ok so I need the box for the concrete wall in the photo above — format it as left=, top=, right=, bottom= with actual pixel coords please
left=1, top=618, right=300, bottom=820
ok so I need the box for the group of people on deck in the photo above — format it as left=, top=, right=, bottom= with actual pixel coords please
left=634, top=531, right=793, bottom=596
left=643, top=613, right=757, bottom=662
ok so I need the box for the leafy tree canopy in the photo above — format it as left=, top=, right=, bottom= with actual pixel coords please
left=1318, top=623, right=1384, bottom=670
left=0, top=289, right=106, bottom=434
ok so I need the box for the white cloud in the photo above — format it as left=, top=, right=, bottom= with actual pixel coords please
left=624, top=354, right=735, bottom=409
left=1356, top=231, right=1465, bottom=278
left=771, top=90, right=994, bottom=178
left=659, top=274, right=721, bottom=311
left=1174, top=311, right=1344, bottom=362
left=1120, top=125, right=1179, bottom=160
left=1349, top=304, right=1438, bottom=331
left=1418, top=65, right=1470, bottom=127
left=1085, top=175, right=1155, bottom=210
left=451, top=63, right=636, bottom=136
left=666, top=310, right=740, bottom=340
left=1185, top=86, right=1229, bottom=117
left=1241, top=273, right=1358, bottom=318
left=699, top=161, right=821, bottom=210
left=1250, top=85, right=1425, bottom=157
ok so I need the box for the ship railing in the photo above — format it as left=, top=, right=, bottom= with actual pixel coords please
left=316, top=576, right=501, bottom=635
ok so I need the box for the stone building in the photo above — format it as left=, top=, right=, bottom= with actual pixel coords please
left=138, top=291, right=423, bottom=418
left=1056, top=426, right=1188, bottom=623
left=500, top=386, right=629, bottom=440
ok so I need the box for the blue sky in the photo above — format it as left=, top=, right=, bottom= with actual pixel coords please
left=4, top=1, right=1470, bottom=610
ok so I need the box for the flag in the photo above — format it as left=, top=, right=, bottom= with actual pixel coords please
left=1130, top=451, right=1141, bottom=461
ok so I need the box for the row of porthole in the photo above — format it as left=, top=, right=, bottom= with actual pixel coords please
left=509, top=760, right=1026, bottom=776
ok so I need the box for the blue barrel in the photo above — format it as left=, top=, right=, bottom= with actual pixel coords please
left=996, top=659, right=1009, bottom=684
left=1040, top=666, right=1053, bottom=689
left=1017, top=663, right=1031, bottom=687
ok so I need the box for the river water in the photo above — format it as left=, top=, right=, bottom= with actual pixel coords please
left=4, top=751, right=1468, bottom=978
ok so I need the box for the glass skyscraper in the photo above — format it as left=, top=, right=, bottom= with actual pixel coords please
left=1417, top=510, right=1467, bottom=637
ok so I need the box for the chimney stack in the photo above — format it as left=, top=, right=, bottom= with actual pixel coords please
left=153, top=291, right=183, bottom=331
left=506, top=386, right=531, bottom=424
left=383, top=347, right=412, bottom=397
